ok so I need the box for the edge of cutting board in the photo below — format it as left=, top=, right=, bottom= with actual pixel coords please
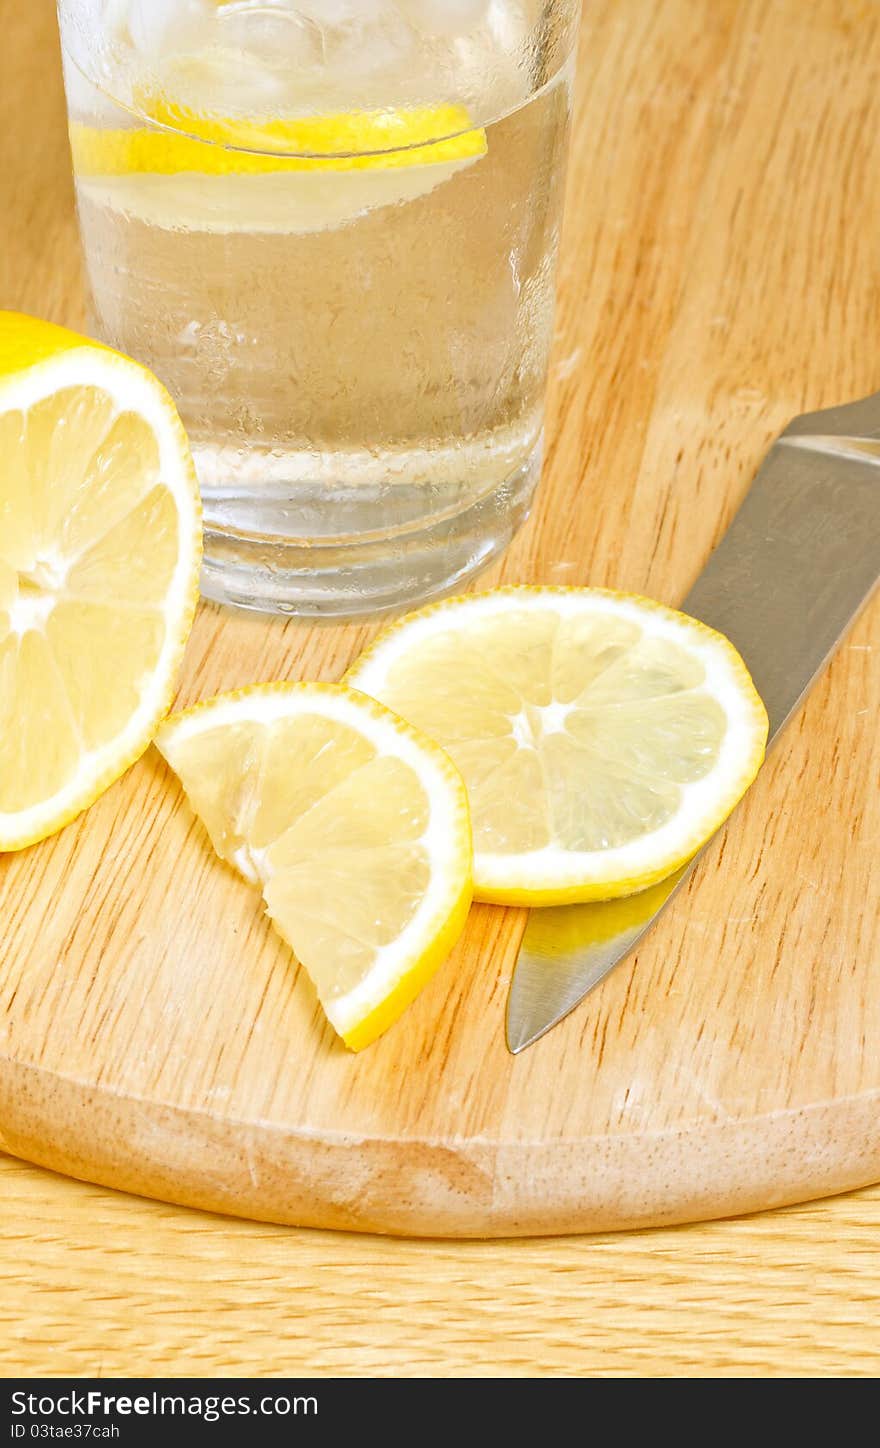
left=1, top=1056, right=879, bottom=1236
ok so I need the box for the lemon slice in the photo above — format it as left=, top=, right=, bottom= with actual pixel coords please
left=69, top=103, right=487, bottom=234
left=70, top=105, right=487, bottom=176
left=346, top=587, right=769, bottom=906
left=155, top=683, right=473, bottom=1050
left=0, top=312, right=201, bottom=852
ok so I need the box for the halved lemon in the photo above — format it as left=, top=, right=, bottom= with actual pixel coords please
left=346, top=587, right=769, bottom=906
left=155, top=683, right=473, bottom=1050
left=0, top=312, right=201, bottom=852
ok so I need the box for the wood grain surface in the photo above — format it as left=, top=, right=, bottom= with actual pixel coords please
left=1, top=0, right=880, bottom=1373
left=1, top=1152, right=879, bottom=1378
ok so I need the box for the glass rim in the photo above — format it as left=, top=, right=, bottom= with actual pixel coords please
left=60, top=42, right=575, bottom=162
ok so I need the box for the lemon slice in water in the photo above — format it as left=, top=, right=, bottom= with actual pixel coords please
left=69, top=102, right=487, bottom=234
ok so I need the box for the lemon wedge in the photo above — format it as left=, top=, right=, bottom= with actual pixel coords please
left=346, top=587, right=769, bottom=906
left=0, top=312, right=201, bottom=851
left=155, top=683, right=473, bottom=1050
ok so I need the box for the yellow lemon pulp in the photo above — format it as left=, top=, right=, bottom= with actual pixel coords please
left=156, top=684, right=473, bottom=1050
left=346, top=587, right=769, bottom=906
left=0, top=312, right=201, bottom=851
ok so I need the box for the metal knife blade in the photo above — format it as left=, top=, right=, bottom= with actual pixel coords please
left=506, top=392, right=880, bottom=1054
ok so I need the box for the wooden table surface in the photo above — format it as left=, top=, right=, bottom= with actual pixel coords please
left=2, top=0, right=880, bottom=1377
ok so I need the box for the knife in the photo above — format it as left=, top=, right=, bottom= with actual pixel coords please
left=506, top=390, right=880, bottom=1053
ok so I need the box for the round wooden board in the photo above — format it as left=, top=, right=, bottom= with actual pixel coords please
left=1, top=0, right=879, bottom=1237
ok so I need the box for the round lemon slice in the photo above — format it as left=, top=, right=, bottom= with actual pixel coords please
left=155, top=683, right=473, bottom=1050
left=69, top=103, right=487, bottom=235
left=0, top=312, right=201, bottom=852
left=346, top=587, right=769, bottom=906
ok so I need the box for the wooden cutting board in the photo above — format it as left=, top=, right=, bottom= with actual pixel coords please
left=1, top=0, right=879, bottom=1237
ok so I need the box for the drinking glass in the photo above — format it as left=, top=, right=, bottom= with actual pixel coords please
left=57, top=1, right=579, bottom=617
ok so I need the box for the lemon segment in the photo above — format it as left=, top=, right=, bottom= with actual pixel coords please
left=0, top=312, right=201, bottom=852
left=346, top=587, right=769, bottom=905
left=155, top=684, right=473, bottom=1050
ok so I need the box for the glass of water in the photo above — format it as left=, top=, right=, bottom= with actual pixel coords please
left=57, top=1, right=579, bottom=617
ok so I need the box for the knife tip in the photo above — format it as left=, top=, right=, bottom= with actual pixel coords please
left=505, top=1013, right=551, bottom=1055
